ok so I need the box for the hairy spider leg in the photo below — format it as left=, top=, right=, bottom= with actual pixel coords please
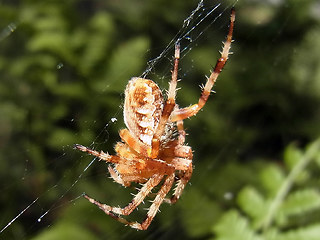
left=165, top=120, right=193, bottom=204
left=170, top=8, right=235, bottom=122
left=107, top=166, right=130, bottom=186
left=169, top=163, right=193, bottom=204
left=74, top=144, right=131, bottom=186
left=177, top=119, right=186, bottom=145
left=171, top=120, right=193, bottom=203
left=150, top=43, right=181, bottom=158
left=84, top=174, right=163, bottom=216
left=74, top=144, right=120, bottom=163
left=84, top=173, right=175, bottom=230
left=118, top=128, right=151, bottom=157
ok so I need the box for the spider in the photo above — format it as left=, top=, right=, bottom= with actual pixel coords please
left=75, top=8, right=235, bottom=230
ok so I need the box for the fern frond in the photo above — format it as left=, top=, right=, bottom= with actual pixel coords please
left=260, top=164, right=285, bottom=197
left=213, top=210, right=262, bottom=240
left=273, top=223, right=320, bottom=240
left=260, top=138, right=320, bottom=231
left=237, top=186, right=268, bottom=229
left=280, top=188, right=320, bottom=217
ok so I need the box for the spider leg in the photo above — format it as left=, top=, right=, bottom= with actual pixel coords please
left=108, top=166, right=131, bottom=187
left=161, top=41, right=180, bottom=123
left=177, top=119, right=186, bottom=145
left=84, top=174, right=175, bottom=230
left=145, top=161, right=192, bottom=205
left=137, top=173, right=175, bottom=230
left=160, top=119, right=193, bottom=204
left=84, top=174, right=163, bottom=217
left=169, top=163, right=193, bottom=204
left=74, top=144, right=120, bottom=163
left=149, top=43, right=181, bottom=158
left=119, top=129, right=151, bottom=157
left=167, top=120, right=193, bottom=170
left=170, top=8, right=235, bottom=122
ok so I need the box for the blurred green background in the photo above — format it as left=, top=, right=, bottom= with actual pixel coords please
left=1, top=0, right=320, bottom=239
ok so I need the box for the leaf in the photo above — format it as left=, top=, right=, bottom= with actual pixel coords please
left=283, top=144, right=303, bottom=171
left=290, top=26, right=320, bottom=98
left=95, top=36, right=150, bottom=93
left=31, top=222, right=98, bottom=240
left=273, top=224, right=320, bottom=240
left=213, top=210, right=262, bottom=240
left=280, top=188, right=320, bottom=217
left=304, top=138, right=320, bottom=161
left=78, top=12, right=115, bottom=75
left=283, top=143, right=309, bottom=183
left=237, top=186, right=266, bottom=223
left=179, top=188, right=221, bottom=237
left=27, top=32, right=74, bottom=62
left=260, top=164, right=285, bottom=197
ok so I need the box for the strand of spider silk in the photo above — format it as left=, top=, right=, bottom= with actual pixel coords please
left=178, top=3, right=221, bottom=45
left=0, top=183, right=59, bottom=233
left=182, top=0, right=204, bottom=27
left=37, top=194, right=85, bottom=224
left=0, top=197, right=39, bottom=233
left=38, top=156, right=97, bottom=222
left=145, top=0, right=238, bottom=76
left=142, top=1, right=219, bottom=77
left=178, top=0, right=238, bottom=55
left=183, top=1, right=238, bottom=49
left=261, top=139, right=320, bottom=231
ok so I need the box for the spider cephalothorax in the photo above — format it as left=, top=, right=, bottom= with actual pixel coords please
left=75, top=8, right=235, bottom=230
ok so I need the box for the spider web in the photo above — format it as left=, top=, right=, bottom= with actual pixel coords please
left=0, top=0, right=240, bottom=238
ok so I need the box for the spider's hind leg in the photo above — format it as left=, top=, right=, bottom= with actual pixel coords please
left=169, top=163, right=193, bottom=204
left=83, top=173, right=175, bottom=230
left=170, top=120, right=193, bottom=203
left=83, top=174, right=163, bottom=216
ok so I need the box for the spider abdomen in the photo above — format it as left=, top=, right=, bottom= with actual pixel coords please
left=124, top=77, right=164, bottom=146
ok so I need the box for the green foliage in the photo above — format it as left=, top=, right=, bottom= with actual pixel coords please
left=1, top=0, right=320, bottom=239
left=31, top=222, right=98, bottom=240
left=212, top=138, right=320, bottom=240
left=213, top=210, right=262, bottom=240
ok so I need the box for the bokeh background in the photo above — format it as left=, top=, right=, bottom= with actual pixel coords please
left=1, top=0, right=320, bottom=239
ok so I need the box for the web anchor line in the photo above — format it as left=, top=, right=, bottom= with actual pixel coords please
left=0, top=156, right=96, bottom=234
left=141, top=1, right=223, bottom=78
left=36, top=156, right=97, bottom=223
left=0, top=198, right=39, bottom=233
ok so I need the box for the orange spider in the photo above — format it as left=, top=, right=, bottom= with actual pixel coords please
left=75, top=8, right=235, bottom=230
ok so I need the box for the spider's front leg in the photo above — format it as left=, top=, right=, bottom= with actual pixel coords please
left=150, top=42, right=181, bottom=158
left=74, top=144, right=120, bottom=163
left=170, top=8, right=235, bottom=122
